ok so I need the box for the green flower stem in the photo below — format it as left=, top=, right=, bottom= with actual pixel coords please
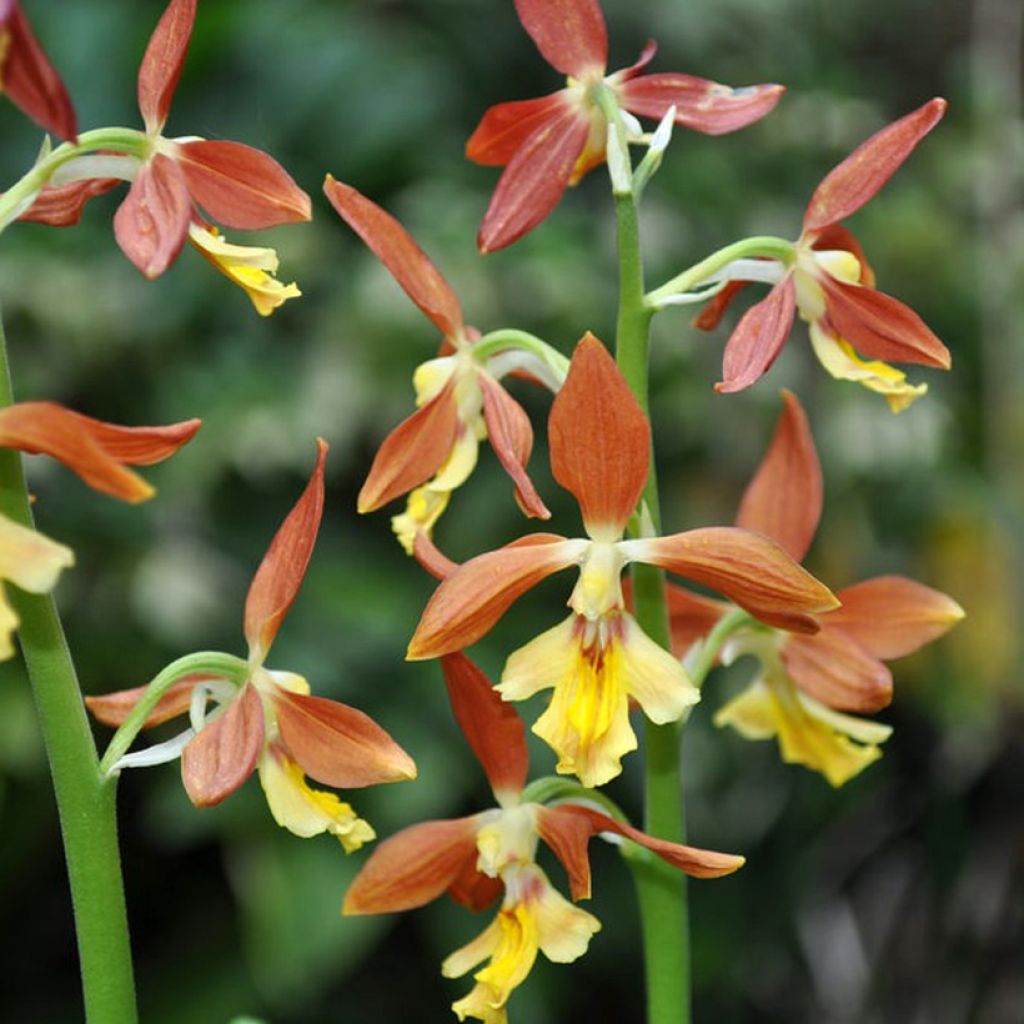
left=0, top=127, right=147, bottom=227
left=645, top=235, right=794, bottom=308
left=599, top=88, right=690, bottom=1024
left=521, top=776, right=628, bottom=820
left=98, top=651, right=249, bottom=776
left=0, top=309, right=138, bottom=1024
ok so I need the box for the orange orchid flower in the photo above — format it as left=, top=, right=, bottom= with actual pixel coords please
left=345, top=653, right=743, bottom=1023
left=20, top=0, right=308, bottom=312
left=665, top=391, right=964, bottom=785
left=408, top=335, right=838, bottom=787
left=87, top=440, right=416, bottom=848
left=324, top=176, right=554, bottom=551
left=0, top=0, right=77, bottom=141
left=695, top=99, right=950, bottom=409
left=0, top=401, right=200, bottom=659
left=467, top=0, right=783, bottom=252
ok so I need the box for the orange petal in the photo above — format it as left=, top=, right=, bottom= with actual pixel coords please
left=180, top=682, right=264, bottom=808
left=323, top=176, right=463, bottom=338
left=478, top=370, right=550, bottom=520
left=715, top=278, right=796, bottom=394
left=514, top=0, right=607, bottom=77
left=412, top=530, right=460, bottom=581
left=1, top=2, right=77, bottom=140
left=735, top=390, right=822, bottom=561
left=243, top=439, right=327, bottom=663
left=821, top=277, right=951, bottom=369
left=618, top=76, right=784, bottom=135
left=407, top=535, right=582, bottom=660
left=549, top=334, right=649, bottom=540
left=663, top=583, right=730, bottom=660
left=477, top=107, right=590, bottom=253
left=467, top=92, right=574, bottom=167
left=0, top=401, right=200, bottom=502
left=357, top=380, right=459, bottom=514
left=624, top=527, right=838, bottom=626
left=177, top=140, right=311, bottom=228
left=825, top=575, right=964, bottom=660
left=448, top=856, right=503, bottom=912
left=343, top=816, right=481, bottom=915
left=113, top=154, right=192, bottom=279
left=18, top=178, right=120, bottom=227
left=535, top=804, right=595, bottom=901
left=137, top=0, right=195, bottom=133
left=782, top=628, right=892, bottom=713
left=85, top=675, right=207, bottom=728
left=273, top=689, right=415, bottom=789
left=803, top=98, right=947, bottom=233
left=441, top=653, right=529, bottom=800
left=692, top=279, right=750, bottom=331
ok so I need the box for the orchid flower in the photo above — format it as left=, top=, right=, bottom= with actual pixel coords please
left=87, top=440, right=416, bottom=849
left=0, top=0, right=77, bottom=141
left=691, top=99, right=950, bottom=409
left=345, top=652, right=744, bottom=1023
left=466, top=0, right=783, bottom=252
left=665, top=391, right=964, bottom=785
left=324, top=177, right=560, bottom=552
left=408, top=335, right=838, bottom=787
left=18, top=0, right=309, bottom=313
left=0, top=401, right=200, bottom=659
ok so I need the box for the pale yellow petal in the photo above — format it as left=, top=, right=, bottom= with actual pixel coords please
left=499, top=616, right=577, bottom=701
left=391, top=485, right=450, bottom=555
left=442, top=917, right=503, bottom=979
left=0, top=514, right=74, bottom=593
left=618, top=612, right=699, bottom=724
left=533, top=880, right=601, bottom=963
left=430, top=426, right=479, bottom=493
left=0, top=585, right=18, bottom=661
left=714, top=678, right=778, bottom=739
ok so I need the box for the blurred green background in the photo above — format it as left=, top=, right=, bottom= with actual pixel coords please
left=0, top=0, right=1021, bottom=1021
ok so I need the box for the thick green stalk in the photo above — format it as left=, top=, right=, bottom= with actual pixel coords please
left=0, top=311, right=138, bottom=1024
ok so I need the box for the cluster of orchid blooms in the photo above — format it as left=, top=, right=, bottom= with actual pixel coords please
left=1, top=0, right=965, bottom=1021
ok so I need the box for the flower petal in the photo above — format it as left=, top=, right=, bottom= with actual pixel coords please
left=137, top=0, right=195, bottom=134
left=715, top=278, right=796, bottom=394
left=85, top=675, right=206, bottom=728
left=477, top=107, right=590, bottom=253
left=412, top=528, right=460, bottom=580
left=113, top=154, right=191, bottom=279
left=0, top=2, right=77, bottom=140
left=178, top=140, right=311, bottom=228
left=448, top=857, right=504, bottom=913
left=513, top=0, right=607, bottom=78
left=809, top=224, right=875, bottom=287
left=467, top=92, right=575, bottom=166
left=535, top=804, right=596, bottom=900
left=735, top=390, right=822, bottom=562
left=618, top=76, right=784, bottom=135
left=549, top=334, right=650, bottom=540
left=826, top=575, right=965, bottom=659
left=324, top=176, right=463, bottom=338
left=273, top=689, right=416, bottom=789
left=244, top=439, right=327, bottom=663
left=623, top=526, right=838, bottom=627
left=478, top=370, right=550, bottom=520
left=407, top=536, right=583, bottom=660
left=692, top=279, right=750, bottom=331
left=357, top=381, right=459, bottom=514
left=180, top=682, right=264, bottom=808
left=532, top=874, right=601, bottom=962
left=441, top=653, right=529, bottom=801
left=782, top=628, right=892, bottom=713
left=803, top=98, right=947, bottom=233
left=820, top=277, right=951, bottom=369
left=343, top=816, right=481, bottom=915
left=18, top=178, right=119, bottom=227
left=0, top=401, right=200, bottom=502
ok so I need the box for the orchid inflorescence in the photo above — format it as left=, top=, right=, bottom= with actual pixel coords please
left=0, top=1, right=964, bottom=1022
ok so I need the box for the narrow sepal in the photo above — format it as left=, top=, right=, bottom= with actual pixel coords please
left=244, top=439, right=327, bottom=663
left=324, top=176, right=463, bottom=338
left=412, top=530, right=460, bottom=580
left=715, top=278, right=796, bottom=394
left=514, top=0, right=607, bottom=77
left=826, top=575, right=964, bottom=659
left=357, top=381, right=458, bottom=513
left=448, top=858, right=503, bottom=912
left=441, top=653, right=529, bottom=799
left=178, top=141, right=311, bottom=229
left=478, top=371, right=550, bottom=519
left=273, top=689, right=416, bottom=789
left=549, top=334, right=649, bottom=538
left=85, top=675, right=206, bottom=728
left=803, top=98, right=947, bottom=232
left=137, top=0, right=196, bottom=133
left=735, top=390, right=822, bottom=562
left=618, top=77, right=784, bottom=135
left=536, top=804, right=595, bottom=900
left=782, top=628, right=892, bottom=713
left=692, top=280, right=749, bottom=331
left=343, top=817, right=481, bottom=915
left=113, top=154, right=191, bottom=279
left=467, top=93, right=573, bottom=166
left=181, top=682, right=264, bottom=808
left=18, top=178, right=119, bottom=227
